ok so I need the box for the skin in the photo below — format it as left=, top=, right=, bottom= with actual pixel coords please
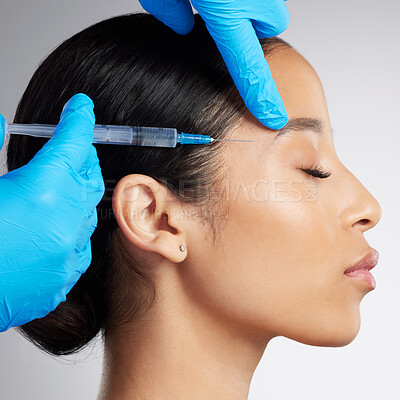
left=97, top=45, right=382, bottom=400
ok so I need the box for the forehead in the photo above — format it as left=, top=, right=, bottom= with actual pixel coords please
left=266, top=45, right=330, bottom=125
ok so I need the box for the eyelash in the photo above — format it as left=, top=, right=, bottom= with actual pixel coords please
left=300, top=164, right=331, bottom=179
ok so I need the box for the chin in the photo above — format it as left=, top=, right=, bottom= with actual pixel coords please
left=286, top=313, right=362, bottom=348
left=313, top=329, right=360, bottom=348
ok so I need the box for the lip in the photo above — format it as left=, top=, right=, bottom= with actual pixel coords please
left=344, top=248, right=379, bottom=289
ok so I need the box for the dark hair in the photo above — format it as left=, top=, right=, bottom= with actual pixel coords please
left=7, top=12, right=289, bottom=355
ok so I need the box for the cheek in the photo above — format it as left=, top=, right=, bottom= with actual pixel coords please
left=219, top=183, right=332, bottom=313
left=187, top=177, right=363, bottom=346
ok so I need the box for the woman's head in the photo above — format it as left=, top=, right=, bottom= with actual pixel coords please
left=180, top=45, right=382, bottom=348
left=7, top=12, right=381, bottom=356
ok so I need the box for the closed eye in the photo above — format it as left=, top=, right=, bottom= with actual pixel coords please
left=300, top=166, right=331, bottom=179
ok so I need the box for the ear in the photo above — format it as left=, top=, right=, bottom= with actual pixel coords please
left=112, top=174, right=187, bottom=263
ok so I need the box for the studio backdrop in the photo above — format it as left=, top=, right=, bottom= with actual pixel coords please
left=0, top=1, right=399, bottom=399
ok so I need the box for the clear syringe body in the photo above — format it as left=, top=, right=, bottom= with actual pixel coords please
left=3, top=119, right=258, bottom=147
left=5, top=119, right=181, bottom=147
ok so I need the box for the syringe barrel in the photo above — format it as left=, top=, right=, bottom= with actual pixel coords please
left=7, top=121, right=179, bottom=148
left=94, top=125, right=178, bottom=147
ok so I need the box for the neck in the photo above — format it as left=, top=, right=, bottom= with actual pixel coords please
left=97, top=270, right=272, bottom=400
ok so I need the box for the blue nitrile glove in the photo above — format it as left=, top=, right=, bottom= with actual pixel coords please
left=0, top=93, right=105, bottom=332
left=139, top=0, right=289, bottom=130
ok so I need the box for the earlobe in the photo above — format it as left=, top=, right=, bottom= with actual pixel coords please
left=112, top=174, right=187, bottom=263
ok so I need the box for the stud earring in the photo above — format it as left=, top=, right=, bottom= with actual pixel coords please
left=179, top=244, right=186, bottom=252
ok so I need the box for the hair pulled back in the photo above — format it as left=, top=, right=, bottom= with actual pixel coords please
left=7, top=12, right=288, bottom=355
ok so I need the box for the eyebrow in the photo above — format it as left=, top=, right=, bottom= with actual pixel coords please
left=272, top=117, right=333, bottom=143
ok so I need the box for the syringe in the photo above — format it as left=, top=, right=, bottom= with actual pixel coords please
left=3, top=118, right=254, bottom=148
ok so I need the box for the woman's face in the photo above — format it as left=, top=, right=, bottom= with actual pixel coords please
left=183, top=45, right=382, bottom=347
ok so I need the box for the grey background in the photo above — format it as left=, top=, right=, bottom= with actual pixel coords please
left=1, top=0, right=399, bottom=399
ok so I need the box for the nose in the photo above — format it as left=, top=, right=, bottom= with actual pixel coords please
left=339, top=172, right=382, bottom=234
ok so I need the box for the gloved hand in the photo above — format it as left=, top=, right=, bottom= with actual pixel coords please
left=139, top=0, right=289, bottom=130
left=0, top=93, right=105, bottom=332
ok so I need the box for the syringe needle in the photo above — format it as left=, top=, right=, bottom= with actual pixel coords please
left=211, top=138, right=256, bottom=142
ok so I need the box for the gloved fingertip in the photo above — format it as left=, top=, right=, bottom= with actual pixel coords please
left=143, top=0, right=194, bottom=35
left=166, top=15, right=194, bottom=35
left=60, top=93, right=95, bottom=125
left=35, top=93, right=97, bottom=172
left=249, top=89, right=289, bottom=130
left=62, top=93, right=94, bottom=113
left=259, top=113, right=288, bottom=130
left=0, top=114, right=5, bottom=150
left=252, top=90, right=289, bottom=130
left=257, top=80, right=289, bottom=130
left=262, top=94, right=288, bottom=130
